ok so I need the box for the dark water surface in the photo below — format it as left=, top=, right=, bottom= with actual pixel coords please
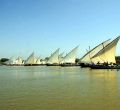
left=0, top=66, right=120, bottom=110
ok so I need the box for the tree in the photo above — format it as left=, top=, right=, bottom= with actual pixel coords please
left=0, top=58, right=9, bottom=63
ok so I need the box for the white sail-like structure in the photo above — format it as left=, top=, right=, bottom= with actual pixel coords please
left=61, top=46, right=79, bottom=64
left=5, top=57, right=16, bottom=65
left=36, top=57, right=42, bottom=64
left=15, top=57, right=24, bottom=65
left=5, top=57, right=24, bottom=65
left=80, top=39, right=111, bottom=63
left=41, top=59, right=47, bottom=64
left=59, top=52, right=64, bottom=63
left=25, top=52, right=37, bottom=65
left=47, top=48, right=60, bottom=64
left=91, top=36, right=120, bottom=64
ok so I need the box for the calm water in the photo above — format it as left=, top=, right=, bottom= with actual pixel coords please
left=0, top=66, right=120, bottom=110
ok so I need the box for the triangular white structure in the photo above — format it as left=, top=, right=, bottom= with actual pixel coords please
left=91, top=36, right=120, bottom=64
left=61, top=46, right=79, bottom=64
left=47, top=48, right=60, bottom=64
left=25, top=52, right=37, bottom=65
left=41, top=59, right=47, bottom=64
left=15, top=57, right=24, bottom=65
left=80, top=39, right=111, bottom=63
left=59, top=52, right=64, bottom=63
left=5, top=57, right=24, bottom=65
left=5, top=57, right=16, bottom=65
left=36, top=57, right=42, bottom=64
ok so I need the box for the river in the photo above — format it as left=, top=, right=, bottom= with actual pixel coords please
left=0, top=66, right=120, bottom=110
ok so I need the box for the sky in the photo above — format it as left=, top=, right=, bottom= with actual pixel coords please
left=0, top=0, right=120, bottom=59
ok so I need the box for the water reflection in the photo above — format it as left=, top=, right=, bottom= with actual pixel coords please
left=89, top=69, right=116, bottom=79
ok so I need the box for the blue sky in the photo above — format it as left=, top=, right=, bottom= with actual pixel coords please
left=0, top=0, right=120, bottom=59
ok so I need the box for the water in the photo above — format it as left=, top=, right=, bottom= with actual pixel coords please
left=0, top=66, right=120, bottom=110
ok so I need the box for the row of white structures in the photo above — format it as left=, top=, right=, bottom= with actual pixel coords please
left=5, top=46, right=79, bottom=65
left=5, top=36, right=120, bottom=65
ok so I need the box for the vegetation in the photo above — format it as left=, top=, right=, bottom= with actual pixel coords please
left=0, top=58, right=9, bottom=65
left=115, top=56, right=120, bottom=64
left=75, top=58, right=79, bottom=64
